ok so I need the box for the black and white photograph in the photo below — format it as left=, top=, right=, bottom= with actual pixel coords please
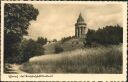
left=1, top=1, right=127, bottom=81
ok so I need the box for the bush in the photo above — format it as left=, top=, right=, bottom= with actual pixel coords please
left=9, top=39, right=45, bottom=64
left=4, top=43, right=22, bottom=63
left=4, top=38, right=45, bottom=64
left=20, top=39, right=44, bottom=63
left=53, top=39, right=57, bottom=42
left=54, top=45, right=64, bottom=54
left=37, top=37, right=47, bottom=45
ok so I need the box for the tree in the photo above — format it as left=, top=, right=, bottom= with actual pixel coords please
left=85, top=25, right=123, bottom=46
left=85, top=29, right=96, bottom=45
left=4, top=4, right=39, bottom=63
left=20, top=39, right=44, bottom=63
left=53, top=39, right=57, bottom=42
left=37, top=37, right=47, bottom=45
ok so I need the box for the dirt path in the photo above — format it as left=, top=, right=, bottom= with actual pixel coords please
left=5, top=64, right=27, bottom=74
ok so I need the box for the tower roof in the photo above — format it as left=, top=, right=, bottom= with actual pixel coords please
left=75, top=13, right=86, bottom=26
left=77, top=13, right=84, bottom=22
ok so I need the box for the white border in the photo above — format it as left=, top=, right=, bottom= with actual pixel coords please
left=1, top=1, right=127, bottom=81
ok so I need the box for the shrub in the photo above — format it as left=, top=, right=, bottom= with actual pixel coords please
left=9, top=39, right=45, bottom=64
left=20, top=39, right=44, bottom=63
left=53, top=39, right=57, bottom=42
left=37, top=37, right=47, bottom=45
left=54, top=45, right=64, bottom=54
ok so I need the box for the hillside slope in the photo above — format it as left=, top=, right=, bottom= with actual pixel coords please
left=43, top=38, right=85, bottom=54
left=43, top=41, right=62, bottom=54
left=21, top=44, right=122, bottom=73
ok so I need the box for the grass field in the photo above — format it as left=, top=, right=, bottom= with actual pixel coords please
left=20, top=44, right=122, bottom=74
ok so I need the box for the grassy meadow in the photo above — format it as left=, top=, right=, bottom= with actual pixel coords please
left=20, top=44, right=122, bottom=74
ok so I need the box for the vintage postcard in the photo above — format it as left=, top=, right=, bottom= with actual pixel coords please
left=1, top=1, right=127, bottom=81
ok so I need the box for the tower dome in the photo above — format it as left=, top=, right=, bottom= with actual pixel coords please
left=76, top=13, right=86, bottom=26
left=77, top=13, right=84, bottom=23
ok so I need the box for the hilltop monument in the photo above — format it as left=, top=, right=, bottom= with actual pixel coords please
left=75, top=13, right=88, bottom=39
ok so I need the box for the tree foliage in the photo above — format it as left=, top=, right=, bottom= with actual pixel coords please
left=4, top=4, right=39, bottom=63
left=20, top=39, right=44, bottom=63
left=37, top=37, right=47, bottom=45
left=85, top=25, right=123, bottom=45
left=52, top=39, right=57, bottom=42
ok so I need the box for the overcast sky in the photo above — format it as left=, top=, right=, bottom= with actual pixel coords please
left=26, top=3, right=123, bottom=40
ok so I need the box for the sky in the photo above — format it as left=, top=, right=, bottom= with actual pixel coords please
left=25, top=3, right=123, bottom=40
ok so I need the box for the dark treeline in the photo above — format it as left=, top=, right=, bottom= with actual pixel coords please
left=85, top=25, right=123, bottom=45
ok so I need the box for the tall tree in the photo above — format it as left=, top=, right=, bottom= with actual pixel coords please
left=4, top=4, right=39, bottom=63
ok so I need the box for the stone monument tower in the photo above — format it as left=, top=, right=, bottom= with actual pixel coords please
left=75, top=13, right=88, bottom=39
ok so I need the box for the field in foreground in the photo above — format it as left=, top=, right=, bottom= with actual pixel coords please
left=20, top=45, right=122, bottom=74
